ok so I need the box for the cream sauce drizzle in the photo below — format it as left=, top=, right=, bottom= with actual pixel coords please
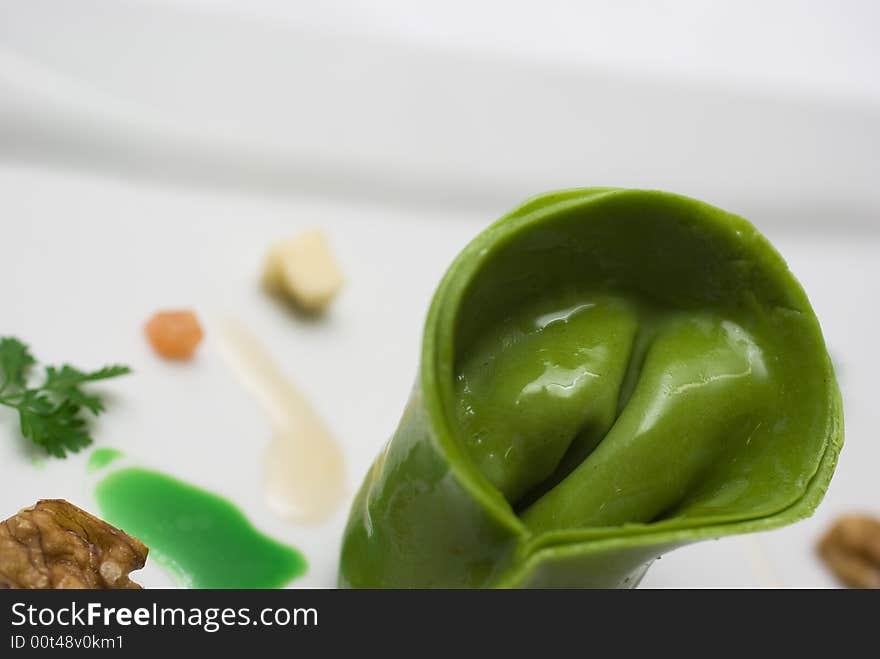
left=214, top=319, right=345, bottom=524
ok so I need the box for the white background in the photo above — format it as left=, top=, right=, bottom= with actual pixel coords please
left=0, top=0, right=878, bottom=587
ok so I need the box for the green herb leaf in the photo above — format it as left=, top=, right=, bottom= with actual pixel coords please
left=43, top=364, right=132, bottom=415
left=0, top=337, right=36, bottom=392
left=0, top=337, right=131, bottom=458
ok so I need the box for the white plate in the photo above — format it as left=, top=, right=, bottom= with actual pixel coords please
left=1, top=0, right=877, bottom=588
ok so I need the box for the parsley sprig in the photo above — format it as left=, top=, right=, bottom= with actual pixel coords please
left=0, top=337, right=130, bottom=458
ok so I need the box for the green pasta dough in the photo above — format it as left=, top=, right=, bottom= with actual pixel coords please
left=339, top=188, right=843, bottom=588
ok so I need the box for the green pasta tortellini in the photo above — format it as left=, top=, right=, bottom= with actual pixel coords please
left=339, top=188, right=843, bottom=588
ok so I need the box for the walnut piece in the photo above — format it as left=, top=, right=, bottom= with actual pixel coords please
left=817, top=514, right=880, bottom=589
left=0, top=499, right=148, bottom=589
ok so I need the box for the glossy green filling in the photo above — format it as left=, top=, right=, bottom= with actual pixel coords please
left=456, top=296, right=779, bottom=533
left=446, top=191, right=830, bottom=538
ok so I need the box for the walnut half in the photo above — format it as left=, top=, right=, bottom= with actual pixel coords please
left=817, top=514, right=880, bottom=589
left=0, top=499, right=148, bottom=589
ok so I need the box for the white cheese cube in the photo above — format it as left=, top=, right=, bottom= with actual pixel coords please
left=262, top=229, right=344, bottom=312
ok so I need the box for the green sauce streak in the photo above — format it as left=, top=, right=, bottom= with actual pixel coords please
left=87, top=447, right=124, bottom=472
left=94, top=467, right=307, bottom=588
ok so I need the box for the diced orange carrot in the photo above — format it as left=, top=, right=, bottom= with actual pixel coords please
left=145, top=310, right=204, bottom=360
